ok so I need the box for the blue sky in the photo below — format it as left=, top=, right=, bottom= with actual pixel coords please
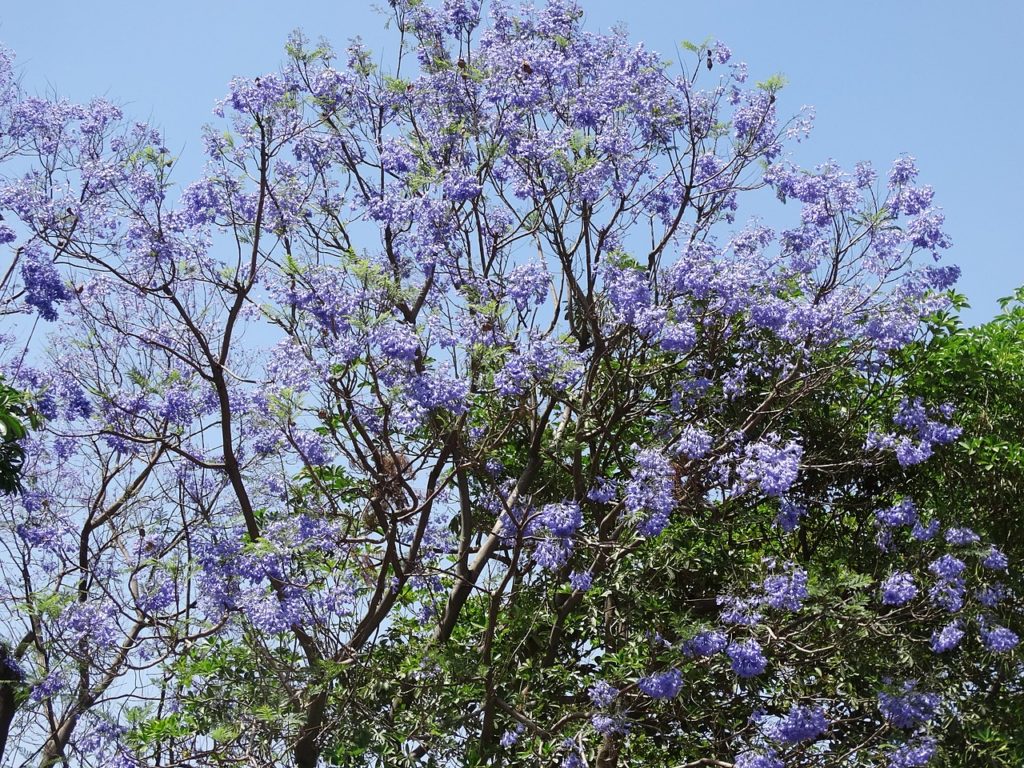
left=1, top=0, right=1020, bottom=324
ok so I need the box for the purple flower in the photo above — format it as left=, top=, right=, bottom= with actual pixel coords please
left=929, top=580, right=965, bottom=613
left=29, top=669, right=66, bottom=703
left=533, top=502, right=582, bottom=538
left=854, top=161, right=877, bottom=189
left=682, top=630, right=727, bottom=658
left=292, top=431, right=333, bottom=466
left=0, top=653, right=23, bottom=682
left=881, top=572, right=918, bottom=606
left=78, top=716, right=134, bottom=764
left=892, top=185, right=934, bottom=216
left=407, top=369, right=469, bottom=414
left=136, top=574, right=176, bottom=614
left=60, top=601, right=120, bottom=648
left=981, top=625, right=1019, bottom=653
left=737, top=434, right=802, bottom=497
left=775, top=501, right=806, bottom=533
left=224, top=72, right=289, bottom=115
left=569, top=570, right=593, bottom=591
left=507, top=262, right=550, bottom=311
left=495, top=335, right=582, bottom=396
left=928, top=554, right=966, bottom=582
left=875, top=499, right=918, bottom=529
left=157, top=387, right=195, bottom=426
left=727, top=639, right=767, bottom=678
left=660, top=321, right=696, bottom=353
left=376, top=323, right=420, bottom=362
left=637, top=668, right=683, bottom=699
left=911, top=519, right=939, bottom=541
left=983, top=547, right=1009, bottom=571
left=586, top=477, right=616, bottom=504
left=907, top=211, right=952, bottom=255
left=380, top=138, right=417, bottom=175
left=180, top=177, right=227, bottom=225
left=589, top=680, right=619, bottom=708
left=495, top=353, right=531, bottom=397
left=443, top=0, right=481, bottom=32
left=944, top=527, right=980, bottom=546
left=894, top=436, right=932, bottom=467
left=531, top=537, right=570, bottom=571
left=16, top=523, right=65, bottom=554
left=676, top=425, right=713, bottom=460
left=892, top=399, right=961, bottom=467
left=592, top=712, right=628, bottom=735
left=888, top=156, right=918, bottom=187
left=770, top=705, right=828, bottom=744
left=625, top=449, right=676, bottom=537
left=499, top=723, right=524, bottom=748
left=762, top=566, right=809, bottom=611
left=886, top=737, right=937, bottom=768
left=929, top=561, right=966, bottom=614
left=561, top=743, right=585, bottom=768
left=977, top=583, right=1007, bottom=607
left=442, top=171, right=482, bottom=202
left=585, top=479, right=614, bottom=507
left=878, top=684, right=940, bottom=729
left=930, top=621, right=964, bottom=653
left=526, top=502, right=582, bottom=571
left=719, top=596, right=764, bottom=626
left=21, top=242, right=70, bottom=321
left=601, top=264, right=664, bottom=339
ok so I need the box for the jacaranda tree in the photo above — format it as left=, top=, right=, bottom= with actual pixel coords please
left=0, top=2, right=1017, bottom=767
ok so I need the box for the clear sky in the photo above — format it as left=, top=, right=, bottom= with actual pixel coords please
left=1, top=0, right=1020, bottom=324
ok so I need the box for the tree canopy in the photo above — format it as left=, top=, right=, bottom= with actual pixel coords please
left=0, top=2, right=1018, bottom=767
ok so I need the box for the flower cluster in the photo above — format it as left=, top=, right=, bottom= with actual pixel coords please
left=601, top=264, right=664, bottom=340
left=768, top=705, right=828, bottom=744
left=981, top=625, right=1019, bottom=653
left=20, top=241, right=70, bottom=320
left=882, top=572, right=919, bottom=606
left=526, top=502, right=583, bottom=571
left=868, top=398, right=962, bottom=468
left=761, top=565, right=809, bottom=611
left=682, top=630, right=728, bottom=658
left=625, top=449, right=676, bottom=536
left=589, top=680, right=619, bottom=708
left=637, top=668, right=683, bottom=699
left=927, top=554, right=966, bottom=612
left=736, top=435, right=802, bottom=497
left=879, top=683, right=940, bottom=730
left=886, top=737, right=937, bottom=768
left=930, top=621, right=964, bottom=653
left=506, top=262, right=550, bottom=311
left=727, top=640, right=767, bottom=678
